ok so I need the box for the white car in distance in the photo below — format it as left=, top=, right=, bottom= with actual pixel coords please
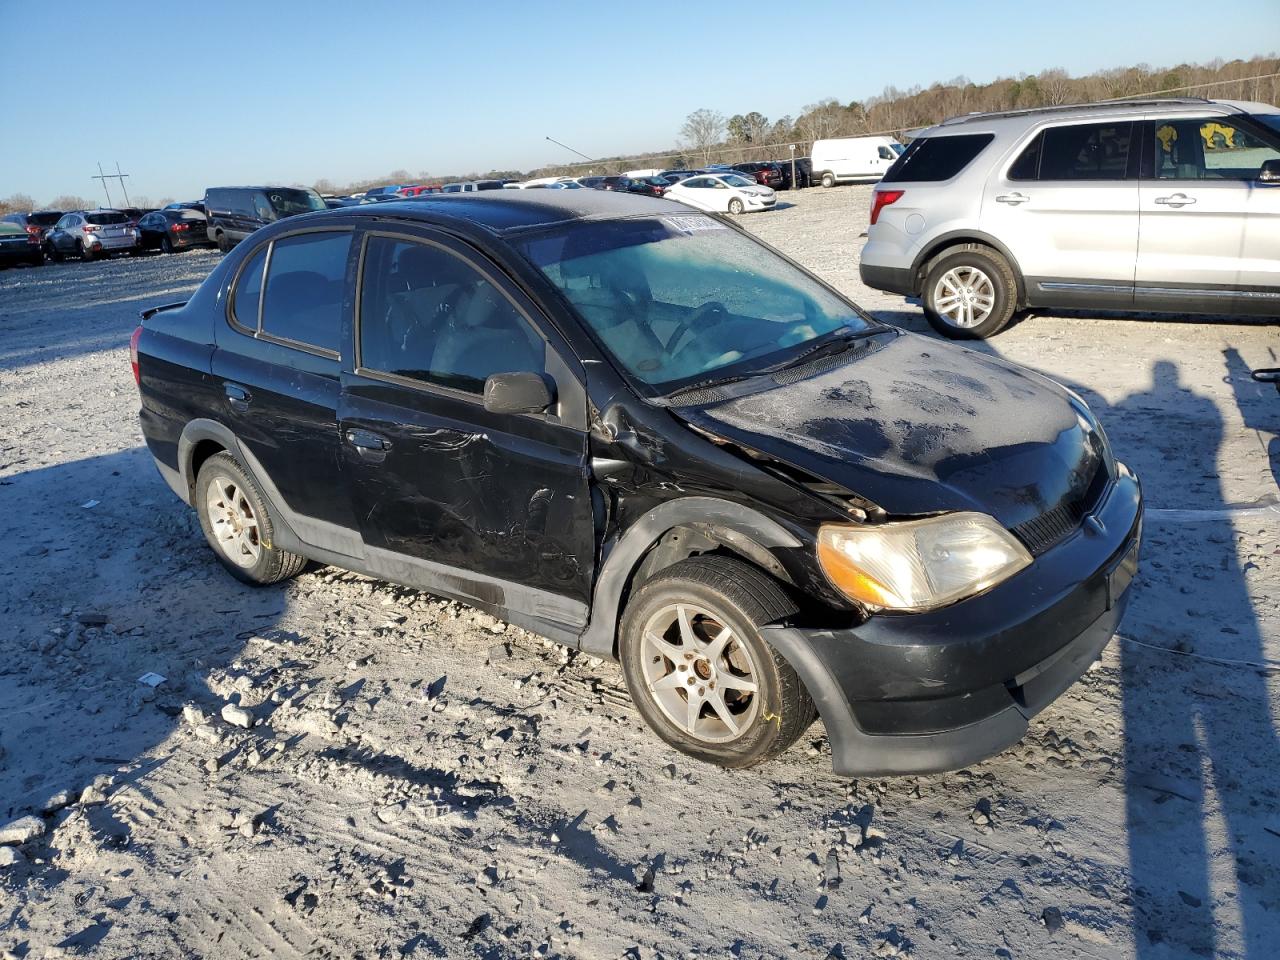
left=664, top=173, right=776, bottom=214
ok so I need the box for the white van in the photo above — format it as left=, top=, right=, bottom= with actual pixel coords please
left=810, top=136, right=904, bottom=187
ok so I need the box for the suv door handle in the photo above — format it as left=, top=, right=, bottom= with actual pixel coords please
left=1154, top=193, right=1196, bottom=207
left=345, top=429, right=391, bottom=457
left=224, top=383, right=251, bottom=411
left=995, top=192, right=1029, bottom=205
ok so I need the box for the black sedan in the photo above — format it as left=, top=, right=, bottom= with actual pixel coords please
left=0, top=221, right=43, bottom=267
left=133, top=191, right=1141, bottom=776
left=136, top=209, right=211, bottom=253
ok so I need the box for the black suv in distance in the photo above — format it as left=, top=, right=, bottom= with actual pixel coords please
left=133, top=192, right=1142, bottom=776
left=204, top=186, right=327, bottom=251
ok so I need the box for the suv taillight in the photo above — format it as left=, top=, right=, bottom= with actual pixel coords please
left=130, top=326, right=142, bottom=386
left=82, top=224, right=98, bottom=233
left=870, top=190, right=904, bottom=226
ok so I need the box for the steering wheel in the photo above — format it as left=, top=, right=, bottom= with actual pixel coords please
left=665, top=301, right=733, bottom=358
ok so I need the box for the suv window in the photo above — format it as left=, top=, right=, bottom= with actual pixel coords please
left=358, top=236, right=544, bottom=394
left=1153, top=117, right=1280, bottom=180
left=881, top=133, right=995, bottom=183
left=86, top=212, right=128, bottom=225
left=1011, top=122, right=1134, bottom=181
left=259, top=231, right=351, bottom=353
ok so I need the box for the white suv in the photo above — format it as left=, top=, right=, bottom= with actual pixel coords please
left=860, top=98, right=1280, bottom=338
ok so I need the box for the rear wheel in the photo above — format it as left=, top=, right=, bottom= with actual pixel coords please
left=821, top=172, right=836, bottom=188
left=619, top=556, right=813, bottom=769
left=77, top=239, right=94, bottom=262
left=922, top=244, right=1019, bottom=339
left=194, top=452, right=307, bottom=586
left=727, top=198, right=745, bottom=215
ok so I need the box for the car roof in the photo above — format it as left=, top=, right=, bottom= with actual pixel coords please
left=916, top=97, right=1278, bottom=137
left=292, top=190, right=699, bottom=236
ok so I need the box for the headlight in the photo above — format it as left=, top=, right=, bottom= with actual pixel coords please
left=817, top=513, right=1032, bottom=613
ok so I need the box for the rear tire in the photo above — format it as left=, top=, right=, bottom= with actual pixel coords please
left=77, top=240, right=94, bottom=262
left=194, top=452, right=308, bottom=586
left=922, top=244, right=1019, bottom=339
left=619, top=556, right=813, bottom=769
left=821, top=172, right=836, bottom=188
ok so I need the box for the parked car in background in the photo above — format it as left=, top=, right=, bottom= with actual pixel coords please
left=812, top=136, right=903, bottom=187
left=0, top=221, right=43, bottom=268
left=364, top=185, right=410, bottom=198
left=398, top=185, right=443, bottom=196
left=665, top=173, right=776, bottom=214
left=165, top=201, right=206, bottom=214
left=576, top=176, right=607, bottom=189
left=118, top=206, right=157, bottom=227
left=731, top=161, right=785, bottom=189
left=133, top=190, right=1142, bottom=777
left=860, top=97, right=1280, bottom=338
left=658, top=169, right=706, bottom=184
left=617, top=176, right=669, bottom=198
left=323, top=196, right=364, bottom=208
left=1, top=210, right=64, bottom=243
left=44, top=210, right=137, bottom=261
left=440, top=180, right=506, bottom=193
left=772, top=157, right=813, bottom=189
left=204, top=186, right=327, bottom=251
left=595, top=176, right=626, bottom=191
left=136, top=209, right=210, bottom=253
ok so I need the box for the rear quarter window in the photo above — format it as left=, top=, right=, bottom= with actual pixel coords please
left=881, top=133, right=995, bottom=183
left=259, top=231, right=352, bottom=354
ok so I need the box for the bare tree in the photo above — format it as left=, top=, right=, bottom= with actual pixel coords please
left=48, top=194, right=93, bottom=211
left=0, top=193, right=35, bottom=215
left=1039, top=68, right=1073, bottom=106
left=680, top=108, right=726, bottom=165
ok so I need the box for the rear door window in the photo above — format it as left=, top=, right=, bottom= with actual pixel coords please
left=357, top=235, right=544, bottom=394
left=881, top=133, right=994, bottom=183
left=232, top=245, right=268, bottom=330
left=1012, top=122, right=1134, bottom=181
left=259, top=231, right=351, bottom=353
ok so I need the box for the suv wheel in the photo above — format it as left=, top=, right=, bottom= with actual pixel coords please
left=77, top=240, right=95, bottom=262
left=619, top=556, right=813, bottom=769
left=195, top=452, right=307, bottom=586
left=821, top=172, right=835, bottom=188
left=922, top=245, right=1018, bottom=339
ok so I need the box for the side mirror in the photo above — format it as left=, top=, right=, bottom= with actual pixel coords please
left=483, top=372, right=553, bottom=415
left=1252, top=368, right=1280, bottom=394
left=1259, top=159, right=1280, bottom=184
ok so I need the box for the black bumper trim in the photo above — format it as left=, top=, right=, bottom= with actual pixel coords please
left=859, top=262, right=916, bottom=297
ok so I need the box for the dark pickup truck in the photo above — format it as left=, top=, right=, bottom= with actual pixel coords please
left=133, top=190, right=1141, bottom=776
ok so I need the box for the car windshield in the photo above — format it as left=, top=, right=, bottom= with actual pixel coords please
left=519, top=215, right=873, bottom=392
left=719, top=174, right=753, bottom=188
left=266, top=188, right=326, bottom=216
left=86, top=212, right=128, bottom=225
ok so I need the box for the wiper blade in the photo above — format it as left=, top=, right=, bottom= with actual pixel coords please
left=763, top=327, right=873, bottom=373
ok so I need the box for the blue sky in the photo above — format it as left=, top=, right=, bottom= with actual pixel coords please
left=2, top=0, right=1276, bottom=203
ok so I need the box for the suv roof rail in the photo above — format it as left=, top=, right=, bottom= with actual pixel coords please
left=935, top=96, right=1215, bottom=127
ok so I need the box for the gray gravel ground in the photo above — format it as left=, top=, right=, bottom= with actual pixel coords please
left=1, top=187, right=1277, bottom=959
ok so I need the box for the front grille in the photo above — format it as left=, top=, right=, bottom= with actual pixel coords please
left=1013, top=459, right=1111, bottom=555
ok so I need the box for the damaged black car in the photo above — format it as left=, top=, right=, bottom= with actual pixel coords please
left=133, top=191, right=1142, bottom=776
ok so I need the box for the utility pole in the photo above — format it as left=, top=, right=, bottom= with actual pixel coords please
left=545, top=136, right=595, bottom=163
left=91, top=161, right=132, bottom=208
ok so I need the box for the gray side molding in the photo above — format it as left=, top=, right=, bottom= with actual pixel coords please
left=577, top=496, right=803, bottom=658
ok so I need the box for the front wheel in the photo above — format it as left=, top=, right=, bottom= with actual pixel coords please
left=215, top=231, right=231, bottom=253
left=922, top=244, right=1019, bottom=339
left=619, top=556, right=813, bottom=769
left=727, top=198, right=744, bottom=215
left=161, top=235, right=174, bottom=254
left=195, top=452, right=308, bottom=586
left=821, top=172, right=835, bottom=188
left=45, top=242, right=62, bottom=263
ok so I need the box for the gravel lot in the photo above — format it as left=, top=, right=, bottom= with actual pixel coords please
left=1, top=187, right=1278, bottom=959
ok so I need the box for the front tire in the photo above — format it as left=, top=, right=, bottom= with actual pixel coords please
left=727, top=198, right=745, bottom=215
left=921, top=244, right=1019, bottom=339
left=161, top=235, right=174, bottom=254
left=195, top=452, right=307, bottom=586
left=619, top=556, right=813, bottom=769
left=45, top=242, right=62, bottom=263
left=821, top=172, right=836, bottom=188
left=216, top=231, right=231, bottom=253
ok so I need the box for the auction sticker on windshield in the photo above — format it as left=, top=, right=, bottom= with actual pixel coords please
left=662, top=215, right=728, bottom=234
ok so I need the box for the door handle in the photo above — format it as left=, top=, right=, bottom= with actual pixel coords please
left=224, top=383, right=251, bottom=411
left=995, top=192, right=1029, bottom=205
left=1154, top=193, right=1196, bottom=208
left=345, top=429, right=391, bottom=455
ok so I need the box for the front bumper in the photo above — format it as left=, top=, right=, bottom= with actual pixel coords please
left=764, top=463, right=1142, bottom=776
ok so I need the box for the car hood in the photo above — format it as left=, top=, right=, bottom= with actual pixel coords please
left=673, top=332, right=1107, bottom=529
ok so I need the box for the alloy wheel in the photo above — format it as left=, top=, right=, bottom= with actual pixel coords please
left=932, top=266, right=996, bottom=328
left=639, top=602, right=761, bottom=743
left=205, top=476, right=262, bottom=568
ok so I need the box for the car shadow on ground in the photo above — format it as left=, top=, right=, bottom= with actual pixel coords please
left=894, top=308, right=1280, bottom=956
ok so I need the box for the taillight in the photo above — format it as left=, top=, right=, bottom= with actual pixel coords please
left=130, top=326, right=142, bottom=386
left=870, top=189, right=904, bottom=226
left=25, top=225, right=40, bottom=236
left=82, top=224, right=99, bottom=233
left=171, top=222, right=189, bottom=232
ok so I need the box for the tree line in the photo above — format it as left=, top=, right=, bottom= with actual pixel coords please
left=3, top=53, right=1276, bottom=214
